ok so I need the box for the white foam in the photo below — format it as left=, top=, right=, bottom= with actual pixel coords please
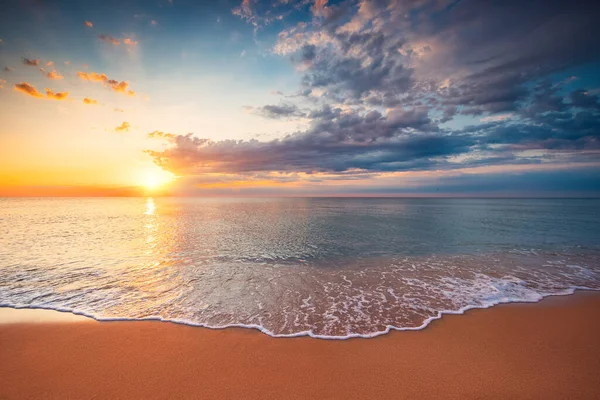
left=2, top=286, right=598, bottom=340
left=2, top=250, right=600, bottom=339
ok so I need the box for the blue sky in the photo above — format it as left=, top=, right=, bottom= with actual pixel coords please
left=1, top=0, right=599, bottom=196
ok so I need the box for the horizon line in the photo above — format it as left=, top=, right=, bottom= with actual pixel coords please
left=2, top=194, right=600, bottom=199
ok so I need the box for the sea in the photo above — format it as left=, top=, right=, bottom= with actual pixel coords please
left=1, top=197, right=599, bottom=338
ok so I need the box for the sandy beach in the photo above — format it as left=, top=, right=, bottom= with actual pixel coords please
left=0, top=292, right=598, bottom=399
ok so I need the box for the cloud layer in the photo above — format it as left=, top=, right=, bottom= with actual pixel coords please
left=145, top=0, right=600, bottom=187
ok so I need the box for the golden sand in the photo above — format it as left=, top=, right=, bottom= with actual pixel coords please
left=1, top=292, right=600, bottom=399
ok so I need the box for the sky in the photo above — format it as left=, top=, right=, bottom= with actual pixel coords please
left=1, top=0, right=599, bottom=197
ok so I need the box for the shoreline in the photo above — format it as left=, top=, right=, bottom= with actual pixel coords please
left=2, top=287, right=599, bottom=339
left=2, top=292, right=600, bottom=399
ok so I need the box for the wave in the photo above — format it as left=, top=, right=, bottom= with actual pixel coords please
left=2, top=285, right=599, bottom=340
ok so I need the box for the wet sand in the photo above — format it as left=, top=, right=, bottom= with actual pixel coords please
left=1, top=292, right=600, bottom=399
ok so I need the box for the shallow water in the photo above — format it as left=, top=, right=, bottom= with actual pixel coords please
left=1, top=197, right=599, bottom=338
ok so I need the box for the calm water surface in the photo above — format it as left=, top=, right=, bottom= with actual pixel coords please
left=1, top=198, right=599, bottom=338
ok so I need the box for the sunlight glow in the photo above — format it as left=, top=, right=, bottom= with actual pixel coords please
left=137, top=168, right=175, bottom=190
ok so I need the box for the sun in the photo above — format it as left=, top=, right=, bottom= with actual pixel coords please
left=138, top=168, right=174, bottom=191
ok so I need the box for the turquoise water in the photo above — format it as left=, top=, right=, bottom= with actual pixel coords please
left=1, top=197, right=599, bottom=338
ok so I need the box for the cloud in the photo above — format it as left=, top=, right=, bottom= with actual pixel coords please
left=111, top=81, right=135, bottom=95
left=145, top=93, right=600, bottom=178
left=46, top=61, right=53, bottom=67
left=144, top=105, right=465, bottom=175
left=147, top=130, right=176, bottom=139
left=84, top=21, right=93, bottom=28
left=14, top=82, right=44, bottom=98
left=570, top=89, right=600, bottom=109
left=311, top=0, right=330, bottom=18
left=77, top=71, right=109, bottom=82
left=115, top=122, right=131, bottom=132
left=4, top=66, right=13, bottom=72
left=141, top=0, right=600, bottom=192
left=77, top=71, right=135, bottom=96
left=114, top=108, right=124, bottom=112
left=245, top=103, right=306, bottom=119
left=98, top=34, right=120, bottom=45
left=14, top=82, right=68, bottom=100
left=45, top=89, right=69, bottom=100
left=268, top=0, right=600, bottom=114
left=98, top=34, right=138, bottom=46
left=231, top=0, right=293, bottom=27
left=44, top=70, right=63, bottom=80
left=123, top=38, right=138, bottom=46
left=480, top=114, right=513, bottom=123
left=232, top=0, right=254, bottom=23
left=0, top=79, right=5, bottom=89
left=83, top=98, right=98, bottom=105
left=22, top=58, right=40, bottom=67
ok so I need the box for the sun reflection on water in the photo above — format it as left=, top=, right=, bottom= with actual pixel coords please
left=144, top=198, right=158, bottom=254
left=145, top=197, right=156, bottom=215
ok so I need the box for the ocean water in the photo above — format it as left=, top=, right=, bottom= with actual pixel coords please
left=1, top=197, right=599, bottom=338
